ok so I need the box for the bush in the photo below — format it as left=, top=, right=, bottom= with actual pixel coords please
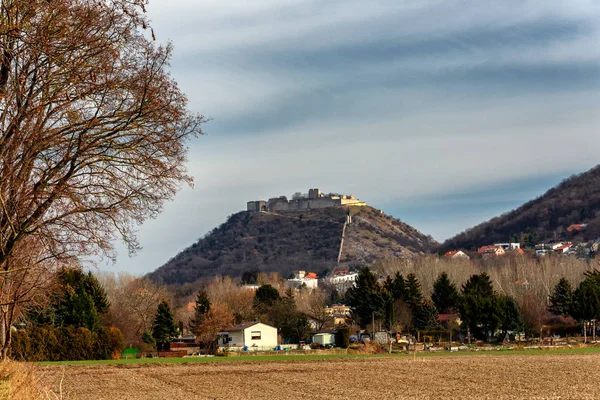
left=10, top=325, right=126, bottom=361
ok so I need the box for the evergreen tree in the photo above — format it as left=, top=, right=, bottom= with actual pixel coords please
left=432, top=272, right=459, bottom=314
left=404, top=274, right=423, bottom=312
left=241, top=270, right=259, bottom=285
left=571, top=275, right=600, bottom=321
left=383, top=290, right=395, bottom=331
left=151, top=300, right=178, bottom=347
left=459, top=273, right=502, bottom=340
left=142, top=330, right=156, bottom=348
left=190, top=288, right=211, bottom=333
left=498, top=295, right=523, bottom=336
left=30, top=267, right=109, bottom=331
left=548, top=278, right=573, bottom=316
left=413, top=301, right=440, bottom=331
left=390, top=272, right=407, bottom=301
left=254, top=284, right=281, bottom=309
left=346, top=267, right=385, bottom=328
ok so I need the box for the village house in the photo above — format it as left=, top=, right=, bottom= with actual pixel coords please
left=478, top=245, right=505, bottom=258
left=494, top=243, right=521, bottom=250
left=443, top=250, right=470, bottom=260
left=325, top=304, right=350, bottom=325
left=328, top=270, right=358, bottom=291
left=553, top=242, right=573, bottom=254
left=439, top=313, right=462, bottom=328
left=286, top=270, right=319, bottom=290
left=218, top=322, right=278, bottom=351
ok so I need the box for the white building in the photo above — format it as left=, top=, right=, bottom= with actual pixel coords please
left=328, top=270, right=358, bottom=291
left=219, top=322, right=278, bottom=351
left=312, top=332, right=336, bottom=347
left=286, top=270, right=319, bottom=290
left=494, top=243, right=521, bottom=250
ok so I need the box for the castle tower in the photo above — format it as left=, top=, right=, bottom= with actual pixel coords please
left=308, top=188, right=321, bottom=199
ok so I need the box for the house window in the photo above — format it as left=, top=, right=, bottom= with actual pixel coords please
left=251, top=331, right=261, bottom=340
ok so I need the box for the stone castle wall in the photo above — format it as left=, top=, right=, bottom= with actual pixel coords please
left=247, top=189, right=365, bottom=212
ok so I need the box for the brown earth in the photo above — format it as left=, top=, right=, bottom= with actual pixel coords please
left=36, top=354, right=600, bottom=400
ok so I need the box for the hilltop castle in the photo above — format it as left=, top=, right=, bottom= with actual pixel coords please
left=247, top=188, right=366, bottom=212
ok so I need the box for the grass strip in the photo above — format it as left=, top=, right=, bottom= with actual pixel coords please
left=36, top=346, right=600, bottom=366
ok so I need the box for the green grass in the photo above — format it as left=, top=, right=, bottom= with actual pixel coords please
left=36, top=346, right=600, bottom=366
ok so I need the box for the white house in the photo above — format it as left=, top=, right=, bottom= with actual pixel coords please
left=286, top=270, right=319, bottom=290
left=219, top=322, right=278, bottom=351
left=328, top=270, right=358, bottom=291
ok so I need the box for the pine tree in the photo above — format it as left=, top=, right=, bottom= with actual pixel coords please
left=142, top=330, right=156, bottom=349
left=413, top=301, right=440, bottom=331
left=571, top=276, right=600, bottom=321
left=390, top=272, right=406, bottom=301
left=190, top=288, right=211, bottom=334
left=404, top=274, right=423, bottom=312
left=459, top=273, right=501, bottom=340
left=548, top=278, right=573, bottom=316
left=254, top=284, right=281, bottom=309
left=151, top=300, right=178, bottom=347
left=432, top=272, right=459, bottom=314
left=30, top=267, right=108, bottom=331
left=499, top=295, right=523, bottom=335
left=346, top=267, right=385, bottom=328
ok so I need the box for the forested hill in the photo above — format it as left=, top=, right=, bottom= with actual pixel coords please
left=148, top=206, right=438, bottom=285
left=442, top=165, right=600, bottom=251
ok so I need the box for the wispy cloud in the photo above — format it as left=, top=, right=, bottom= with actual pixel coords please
left=104, top=0, right=600, bottom=274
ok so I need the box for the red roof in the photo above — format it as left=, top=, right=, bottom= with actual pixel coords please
left=515, top=248, right=525, bottom=255
left=444, top=250, right=459, bottom=258
left=333, top=270, right=349, bottom=275
left=568, top=224, right=587, bottom=232
left=478, top=245, right=502, bottom=253
left=438, top=313, right=459, bottom=323
left=304, top=272, right=318, bottom=279
left=555, top=243, right=572, bottom=251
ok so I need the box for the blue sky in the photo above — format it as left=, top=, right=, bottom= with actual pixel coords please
left=105, top=0, right=600, bottom=274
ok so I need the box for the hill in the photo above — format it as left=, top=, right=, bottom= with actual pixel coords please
left=442, top=165, right=600, bottom=251
left=148, top=206, right=438, bottom=285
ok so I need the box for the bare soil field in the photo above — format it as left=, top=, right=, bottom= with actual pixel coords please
left=38, top=353, right=600, bottom=400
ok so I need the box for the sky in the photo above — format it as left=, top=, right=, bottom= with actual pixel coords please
left=104, top=0, right=600, bottom=275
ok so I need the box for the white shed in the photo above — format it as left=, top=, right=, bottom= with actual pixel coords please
left=219, top=322, right=278, bottom=351
left=312, top=332, right=336, bottom=346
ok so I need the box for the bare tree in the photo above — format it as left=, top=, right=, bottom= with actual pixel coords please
left=0, top=238, right=55, bottom=356
left=295, top=288, right=330, bottom=330
left=0, top=0, right=205, bottom=357
left=103, top=274, right=170, bottom=344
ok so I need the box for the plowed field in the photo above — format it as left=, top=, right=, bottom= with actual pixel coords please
left=38, top=353, right=600, bottom=399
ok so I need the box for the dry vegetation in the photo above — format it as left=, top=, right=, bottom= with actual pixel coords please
left=0, top=361, right=58, bottom=400
left=374, top=255, right=594, bottom=304
left=36, top=353, right=600, bottom=399
left=149, top=206, right=437, bottom=286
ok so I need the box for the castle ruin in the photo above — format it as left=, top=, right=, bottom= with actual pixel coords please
left=247, top=188, right=366, bottom=212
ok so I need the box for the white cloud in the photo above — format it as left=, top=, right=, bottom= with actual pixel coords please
left=103, top=0, right=600, bottom=274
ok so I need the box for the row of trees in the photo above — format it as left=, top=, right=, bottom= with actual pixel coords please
left=11, top=267, right=125, bottom=361
left=347, top=267, right=526, bottom=341
left=549, top=270, right=600, bottom=322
